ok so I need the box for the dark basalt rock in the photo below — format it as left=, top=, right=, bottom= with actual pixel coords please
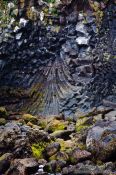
left=0, top=2, right=115, bottom=117
left=86, top=120, right=116, bottom=161
left=44, top=142, right=61, bottom=158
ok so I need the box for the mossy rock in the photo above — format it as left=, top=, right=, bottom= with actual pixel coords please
left=77, top=143, right=86, bottom=150
left=47, top=119, right=68, bottom=132
left=0, top=118, right=7, bottom=126
left=76, top=117, right=92, bottom=133
left=31, top=142, right=49, bottom=159
left=22, top=114, right=38, bottom=124
left=56, top=139, right=74, bottom=151
left=0, top=153, right=13, bottom=174
left=49, top=151, right=69, bottom=162
left=37, top=118, right=47, bottom=129
left=0, top=107, right=8, bottom=119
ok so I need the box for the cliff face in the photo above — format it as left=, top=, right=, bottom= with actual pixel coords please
left=0, top=0, right=116, bottom=116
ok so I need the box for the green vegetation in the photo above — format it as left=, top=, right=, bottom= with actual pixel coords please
left=76, top=117, right=92, bottom=133
left=47, top=119, right=67, bottom=132
left=22, top=114, right=38, bottom=124
left=0, top=118, right=7, bottom=126
left=0, top=107, right=8, bottom=119
left=31, top=142, right=49, bottom=159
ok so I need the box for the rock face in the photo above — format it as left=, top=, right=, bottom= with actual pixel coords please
left=86, top=121, right=116, bottom=161
left=0, top=12, right=96, bottom=116
left=6, top=158, right=38, bottom=175
left=0, top=2, right=115, bottom=116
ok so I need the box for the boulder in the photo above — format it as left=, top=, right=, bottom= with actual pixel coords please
left=53, top=151, right=69, bottom=162
left=105, top=110, right=116, bottom=121
left=76, top=22, right=88, bottom=36
left=56, top=139, right=75, bottom=151
left=86, top=121, right=116, bottom=161
left=22, top=114, right=38, bottom=124
left=0, top=153, right=13, bottom=174
left=6, top=158, right=38, bottom=175
left=44, top=160, right=66, bottom=173
left=50, top=130, right=73, bottom=139
left=0, top=107, right=8, bottom=119
left=46, top=119, right=68, bottom=132
left=0, top=118, right=7, bottom=125
left=69, top=148, right=91, bottom=164
left=62, top=161, right=106, bottom=175
left=44, top=142, right=61, bottom=158
left=76, top=116, right=93, bottom=133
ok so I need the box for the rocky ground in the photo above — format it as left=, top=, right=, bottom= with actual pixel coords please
left=0, top=106, right=116, bottom=175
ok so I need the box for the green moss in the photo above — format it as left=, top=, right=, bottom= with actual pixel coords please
left=96, top=160, right=103, bottom=166
left=48, top=119, right=67, bottom=132
left=0, top=153, right=12, bottom=162
left=56, top=139, right=73, bottom=152
left=38, top=119, right=47, bottom=129
left=76, top=117, right=91, bottom=133
left=49, top=154, right=56, bottom=161
left=0, top=118, right=7, bottom=126
left=0, top=107, right=8, bottom=119
left=22, top=114, right=38, bottom=124
left=31, top=142, right=49, bottom=159
left=76, top=124, right=91, bottom=132
left=44, top=163, right=52, bottom=173
left=77, top=143, right=86, bottom=150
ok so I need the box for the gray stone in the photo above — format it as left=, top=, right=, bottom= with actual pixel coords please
left=76, top=22, right=88, bottom=36
left=86, top=121, right=116, bottom=161
left=44, top=142, right=61, bottom=157
left=105, top=110, right=116, bottom=121
left=76, top=36, right=90, bottom=45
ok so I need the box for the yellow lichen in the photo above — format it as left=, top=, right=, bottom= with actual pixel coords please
left=47, top=119, right=67, bottom=132
left=22, top=114, right=38, bottom=124
left=31, top=142, right=49, bottom=159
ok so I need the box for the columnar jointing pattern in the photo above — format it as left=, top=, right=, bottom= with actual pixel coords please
left=0, top=3, right=116, bottom=116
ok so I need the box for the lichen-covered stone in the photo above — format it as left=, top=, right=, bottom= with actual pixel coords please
left=44, top=160, right=66, bottom=173
left=44, top=142, right=61, bottom=158
left=69, top=148, right=92, bottom=164
left=49, top=151, right=69, bottom=162
left=0, top=153, right=13, bottom=174
left=6, top=158, right=38, bottom=175
left=46, top=119, right=68, bottom=132
left=76, top=117, right=93, bottom=133
left=22, top=114, right=38, bottom=124
left=56, top=139, right=75, bottom=151
left=0, top=118, right=7, bottom=125
left=31, top=142, right=50, bottom=159
left=0, top=107, right=8, bottom=119
left=86, top=121, right=116, bottom=161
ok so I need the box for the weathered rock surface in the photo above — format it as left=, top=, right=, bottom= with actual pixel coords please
left=69, top=148, right=92, bottom=164
left=0, top=153, right=13, bottom=174
left=44, top=142, right=61, bottom=158
left=6, top=158, right=38, bottom=175
left=86, top=121, right=116, bottom=161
